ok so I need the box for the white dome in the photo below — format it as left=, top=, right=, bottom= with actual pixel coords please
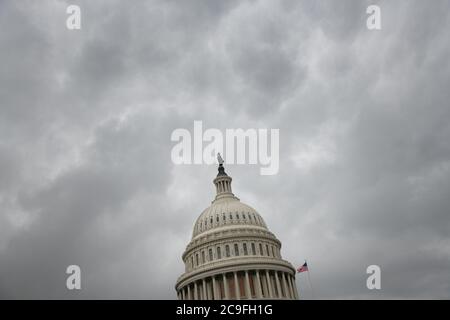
left=192, top=197, right=268, bottom=238
left=176, top=163, right=299, bottom=300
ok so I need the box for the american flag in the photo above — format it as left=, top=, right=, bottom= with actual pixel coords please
left=297, top=262, right=308, bottom=273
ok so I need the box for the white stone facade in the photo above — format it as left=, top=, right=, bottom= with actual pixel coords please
left=175, top=164, right=299, bottom=300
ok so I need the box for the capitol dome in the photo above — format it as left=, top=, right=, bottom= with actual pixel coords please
left=175, top=163, right=299, bottom=300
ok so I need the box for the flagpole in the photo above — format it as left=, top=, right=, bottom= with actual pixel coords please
left=305, top=260, right=315, bottom=299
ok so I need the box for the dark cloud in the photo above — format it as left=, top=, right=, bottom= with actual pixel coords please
left=0, top=0, right=449, bottom=299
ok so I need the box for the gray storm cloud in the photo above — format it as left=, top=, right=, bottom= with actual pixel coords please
left=0, top=0, right=449, bottom=299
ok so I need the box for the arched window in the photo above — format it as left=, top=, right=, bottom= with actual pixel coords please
left=272, top=246, right=276, bottom=258
left=243, top=243, right=248, bottom=256
left=259, top=243, right=263, bottom=255
left=217, top=247, right=221, bottom=259
left=251, top=243, right=256, bottom=255
left=266, top=244, right=270, bottom=257
left=236, top=213, right=239, bottom=219
left=223, top=213, right=226, bottom=221
left=210, top=218, right=213, bottom=225
left=202, top=251, right=205, bottom=264
left=225, top=245, right=230, bottom=257
left=191, top=256, right=194, bottom=269
left=216, top=215, right=219, bottom=222
left=196, top=253, right=199, bottom=266
left=209, top=248, right=213, bottom=261
left=234, top=244, right=239, bottom=256
left=230, top=213, right=233, bottom=220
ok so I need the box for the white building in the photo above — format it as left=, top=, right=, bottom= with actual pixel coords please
left=175, top=163, right=299, bottom=300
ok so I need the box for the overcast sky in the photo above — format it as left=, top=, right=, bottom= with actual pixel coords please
left=1, top=0, right=449, bottom=299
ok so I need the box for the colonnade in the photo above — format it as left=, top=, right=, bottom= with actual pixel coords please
left=178, top=269, right=298, bottom=300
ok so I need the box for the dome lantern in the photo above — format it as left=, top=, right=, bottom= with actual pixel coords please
left=213, top=163, right=236, bottom=201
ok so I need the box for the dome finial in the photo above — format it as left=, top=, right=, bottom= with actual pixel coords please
left=217, top=153, right=224, bottom=165
left=217, top=153, right=227, bottom=176
left=213, top=153, right=235, bottom=199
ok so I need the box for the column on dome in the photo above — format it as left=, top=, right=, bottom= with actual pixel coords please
left=285, top=273, right=293, bottom=299
left=194, top=281, right=198, bottom=300
left=234, top=272, right=240, bottom=300
left=244, top=271, right=251, bottom=299
left=212, top=276, right=217, bottom=300
left=289, top=276, right=294, bottom=299
left=290, top=275, right=298, bottom=299
left=223, top=274, right=230, bottom=299
left=203, top=279, right=207, bottom=300
left=207, top=279, right=212, bottom=300
left=281, top=272, right=288, bottom=298
left=291, top=275, right=297, bottom=299
left=275, top=272, right=282, bottom=298
left=289, top=274, right=296, bottom=299
left=278, top=272, right=284, bottom=298
left=187, top=284, right=191, bottom=300
left=260, top=271, right=267, bottom=298
left=199, top=280, right=203, bottom=299
left=255, top=271, right=263, bottom=298
left=265, top=270, right=273, bottom=298
left=270, top=272, right=276, bottom=297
